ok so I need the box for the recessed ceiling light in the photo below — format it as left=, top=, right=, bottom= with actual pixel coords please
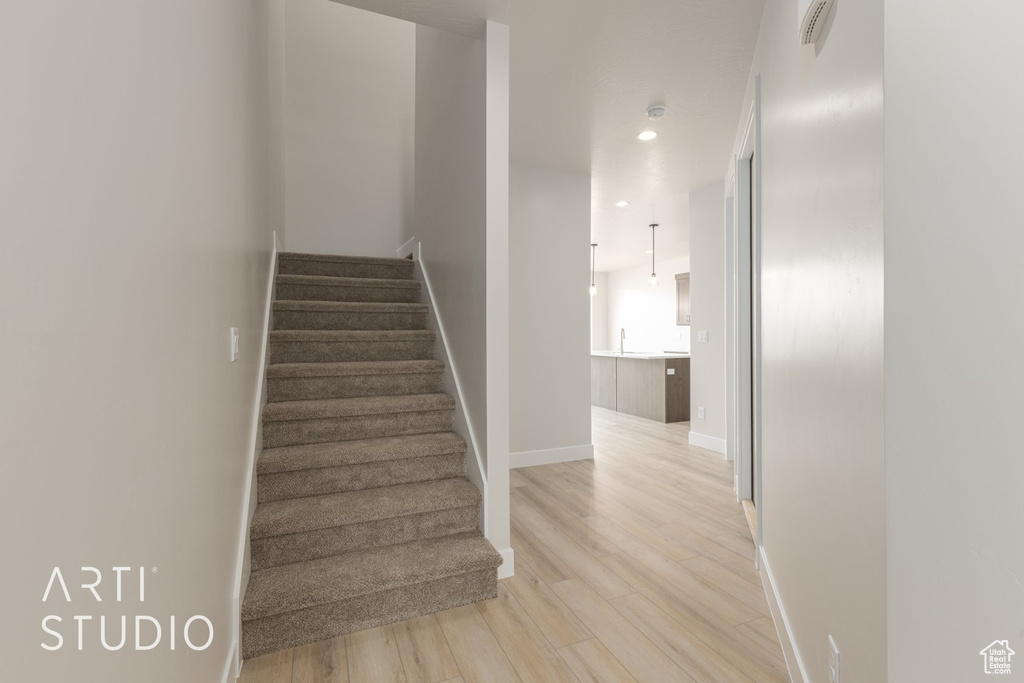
left=615, top=201, right=629, bottom=207
left=637, top=130, right=658, bottom=141
left=645, top=250, right=654, bottom=254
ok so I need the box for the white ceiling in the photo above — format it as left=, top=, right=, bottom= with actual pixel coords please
left=336, top=0, right=765, bottom=271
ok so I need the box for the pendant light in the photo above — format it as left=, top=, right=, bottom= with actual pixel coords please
left=589, top=243, right=598, bottom=296
left=648, top=224, right=659, bottom=286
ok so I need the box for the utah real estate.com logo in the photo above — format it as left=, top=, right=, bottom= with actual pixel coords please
left=980, top=640, right=1015, bottom=675
left=40, top=566, right=214, bottom=652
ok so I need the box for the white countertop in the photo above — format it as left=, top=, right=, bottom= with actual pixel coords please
left=592, top=351, right=691, bottom=360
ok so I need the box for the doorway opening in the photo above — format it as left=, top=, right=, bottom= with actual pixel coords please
left=727, top=77, right=761, bottom=550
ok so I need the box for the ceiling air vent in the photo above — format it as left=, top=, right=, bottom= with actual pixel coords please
left=798, top=0, right=835, bottom=45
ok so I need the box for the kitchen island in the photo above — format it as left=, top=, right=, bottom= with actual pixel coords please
left=591, top=351, right=690, bottom=423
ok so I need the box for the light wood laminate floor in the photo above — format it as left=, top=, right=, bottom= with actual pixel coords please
left=240, top=407, right=787, bottom=683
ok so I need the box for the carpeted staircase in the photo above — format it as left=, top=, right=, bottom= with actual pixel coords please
left=241, top=252, right=501, bottom=659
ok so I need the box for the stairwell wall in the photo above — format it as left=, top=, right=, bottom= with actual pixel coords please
left=278, top=0, right=415, bottom=256
left=414, top=22, right=513, bottom=572
left=0, top=1, right=275, bottom=681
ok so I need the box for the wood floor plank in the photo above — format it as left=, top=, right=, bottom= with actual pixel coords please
left=510, top=522, right=577, bottom=585
left=710, top=530, right=757, bottom=558
left=609, top=593, right=755, bottom=683
left=477, top=584, right=579, bottom=683
left=681, top=556, right=772, bottom=617
left=550, top=578, right=695, bottom=682
left=659, top=522, right=760, bottom=584
left=291, top=637, right=348, bottom=683
left=347, top=626, right=406, bottom=683
left=600, top=552, right=788, bottom=682
left=503, top=555, right=593, bottom=648
left=737, top=616, right=788, bottom=663
left=240, top=649, right=294, bottom=683
left=391, top=614, right=460, bottom=683
left=557, top=638, right=637, bottom=683
left=435, top=603, right=522, bottom=683
left=513, top=504, right=634, bottom=600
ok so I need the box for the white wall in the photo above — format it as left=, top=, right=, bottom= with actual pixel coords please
left=0, top=1, right=273, bottom=680
left=729, top=0, right=886, bottom=681
left=590, top=272, right=610, bottom=351
left=606, top=256, right=692, bottom=354
left=688, top=181, right=727, bottom=445
left=415, top=22, right=512, bottom=566
left=282, top=0, right=414, bottom=256
left=509, top=164, right=592, bottom=457
left=884, top=2, right=1024, bottom=680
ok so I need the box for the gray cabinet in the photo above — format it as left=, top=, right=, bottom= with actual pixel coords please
left=676, top=273, right=691, bottom=325
left=591, top=355, right=690, bottom=423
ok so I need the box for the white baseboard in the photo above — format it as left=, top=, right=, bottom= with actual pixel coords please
left=396, top=236, right=417, bottom=259
left=689, top=430, right=727, bottom=455
left=511, top=444, right=594, bottom=469
left=497, top=547, right=515, bottom=579
left=759, top=545, right=808, bottom=683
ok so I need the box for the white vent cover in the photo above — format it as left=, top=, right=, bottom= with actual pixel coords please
left=798, top=0, right=835, bottom=45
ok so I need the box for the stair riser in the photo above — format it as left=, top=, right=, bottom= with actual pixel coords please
left=270, top=339, right=435, bottom=363
left=267, top=373, right=444, bottom=402
left=257, top=453, right=465, bottom=501
left=242, top=569, right=496, bottom=659
left=251, top=505, right=479, bottom=570
left=274, top=310, right=427, bottom=331
left=276, top=282, right=421, bottom=304
left=279, top=260, right=414, bottom=280
left=263, top=411, right=454, bottom=448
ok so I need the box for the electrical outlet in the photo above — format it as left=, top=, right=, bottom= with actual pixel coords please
left=698, top=407, right=706, bottom=420
left=230, top=327, right=239, bottom=362
left=828, top=635, right=840, bottom=683
left=697, top=330, right=709, bottom=343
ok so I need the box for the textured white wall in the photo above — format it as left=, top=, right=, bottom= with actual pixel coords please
left=606, top=256, right=692, bottom=354
left=509, top=164, right=592, bottom=455
left=730, top=0, right=886, bottom=680
left=688, top=181, right=726, bottom=443
left=282, top=0, right=414, bottom=256
left=0, top=1, right=274, bottom=680
left=884, top=1, right=1024, bottom=679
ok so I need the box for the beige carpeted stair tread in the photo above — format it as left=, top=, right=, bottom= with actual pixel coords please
left=258, top=432, right=467, bottom=474
left=262, top=393, right=454, bottom=422
left=267, top=360, right=443, bottom=378
left=270, top=329, right=435, bottom=342
left=274, top=300, right=428, bottom=313
left=279, top=252, right=414, bottom=267
left=242, top=532, right=501, bottom=622
left=250, top=477, right=480, bottom=539
left=275, top=274, right=420, bottom=290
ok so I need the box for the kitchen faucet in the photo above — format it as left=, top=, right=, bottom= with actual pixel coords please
left=619, top=328, right=626, bottom=354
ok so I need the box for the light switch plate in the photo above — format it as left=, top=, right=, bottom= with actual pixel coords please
left=667, top=368, right=676, bottom=375
left=697, top=330, right=709, bottom=343
left=230, top=327, right=239, bottom=362
left=698, top=407, right=706, bottom=420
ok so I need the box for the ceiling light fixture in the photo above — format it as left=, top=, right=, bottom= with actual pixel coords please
left=648, top=224, right=659, bottom=286
left=615, top=200, right=629, bottom=207
left=590, top=243, right=598, bottom=296
left=637, top=131, right=658, bottom=141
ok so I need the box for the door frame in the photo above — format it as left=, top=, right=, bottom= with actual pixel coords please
left=725, top=76, right=762, bottom=550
